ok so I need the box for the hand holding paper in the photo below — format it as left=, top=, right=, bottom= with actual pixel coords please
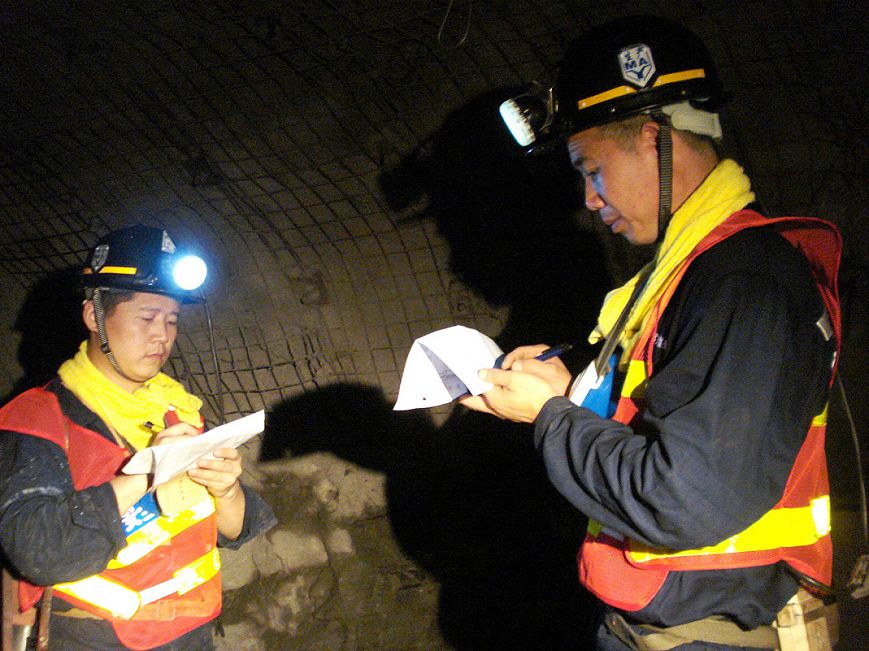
left=123, top=410, right=265, bottom=487
left=393, top=326, right=503, bottom=410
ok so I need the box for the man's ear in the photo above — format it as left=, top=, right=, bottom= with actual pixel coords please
left=82, top=299, right=99, bottom=335
left=638, top=119, right=662, bottom=152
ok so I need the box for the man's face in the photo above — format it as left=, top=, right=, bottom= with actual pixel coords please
left=567, top=124, right=661, bottom=245
left=84, top=291, right=181, bottom=391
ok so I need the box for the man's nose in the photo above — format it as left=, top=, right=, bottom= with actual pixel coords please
left=151, top=319, right=170, bottom=342
left=584, top=177, right=605, bottom=211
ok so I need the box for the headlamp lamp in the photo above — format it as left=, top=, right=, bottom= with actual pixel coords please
left=170, top=254, right=208, bottom=291
left=498, top=83, right=556, bottom=151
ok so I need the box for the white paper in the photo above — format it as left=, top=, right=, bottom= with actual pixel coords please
left=393, top=325, right=503, bottom=410
left=122, top=410, right=265, bottom=486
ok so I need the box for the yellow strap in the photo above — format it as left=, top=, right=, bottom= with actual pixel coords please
left=109, top=497, right=215, bottom=569
left=577, top=69, right=707, bottom=111
left=621, top=359, right=647, bottom=399
left=629, top=496, right=831, bottom=563
left=54, top=575, right=141, bottom=620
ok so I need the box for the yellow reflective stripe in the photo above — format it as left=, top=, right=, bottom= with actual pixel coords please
left=55, top=547, right=221, bottom=618
left=577, top=68, right=707, bottom=111
left=109, top=497, right=216, bottom=569
left=81, top=265, right=138, bottom=275
left=621, top=360, right=647, bottom=399
left=139, top=548, right=222, bottom=605
left=653, top=68, right=707, bottom=87
left=578, top=85, right=636, bottom=110
left=174, top=548, right=221, bottom=596
left=98, top=265, right=138, bottom=275
left=811, top=495, right=831, bottom=536
left=54, top=575, right=141, bottom=620
left=628, top=496, right=831, bottom=563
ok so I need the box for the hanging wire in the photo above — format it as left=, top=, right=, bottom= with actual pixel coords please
left=437, top=0, right=472, bottom=48
left=837, top=373, right=867, bottom=544
left=201, top=290, right=226, bottom=425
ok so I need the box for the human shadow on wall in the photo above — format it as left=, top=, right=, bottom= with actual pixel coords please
left=381, top=87, right=612, bottom=644
left=2, top=268, right=87, bottom=405
left=263, top=383, right=596, bottom=649
left=378, top=86, right=611, bottom=359
left=264, top=89, right=612, bottom=649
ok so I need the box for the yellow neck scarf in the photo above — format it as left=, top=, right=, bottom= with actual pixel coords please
left=589, top=159, right=755, bottom=363
left=58, top=341, right=203, bottom=451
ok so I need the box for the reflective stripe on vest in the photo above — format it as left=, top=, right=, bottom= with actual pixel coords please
left=627, top=495, right=831, bottom=564
left=53, top=547, right=221, bottom=620
left=578, top=213, right=841, bottom=611
left=109, top=497, right=216, bottom=569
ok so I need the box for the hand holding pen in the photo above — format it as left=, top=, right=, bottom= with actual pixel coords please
left=492, top=343, right=574, bottom=403
left=494, top=343, right=573, bottom=369
left=460, top=343, right=575, bottom=423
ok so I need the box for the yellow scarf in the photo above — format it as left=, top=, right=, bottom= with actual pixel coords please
left=589, top=159, right=755, bottom=364
left=58, top=341, right=203, bottom=451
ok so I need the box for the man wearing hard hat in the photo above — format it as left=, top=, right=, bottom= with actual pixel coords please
left=1, top=225, right=276, bottom=650
left=464, top=15, right=841, bottom=651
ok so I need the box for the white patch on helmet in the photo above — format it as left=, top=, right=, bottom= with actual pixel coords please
left=91, top=244, right=109, bottom=271
left=161, top=230, right=176, bottom=254
left=619, top=44, right=655, bottom=88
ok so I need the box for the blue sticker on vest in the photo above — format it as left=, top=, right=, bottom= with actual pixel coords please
left=121, top=491, right=161, bottom=537
left=580, top=354, right=618, bottom=418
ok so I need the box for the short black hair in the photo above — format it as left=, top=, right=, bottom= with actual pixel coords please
left=85, top=287, right=136, bottom=316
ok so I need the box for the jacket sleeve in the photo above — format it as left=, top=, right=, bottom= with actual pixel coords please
left=534, top=257, right=834, bottom=550
left=0, top=432, right=128, bottom=586
left=216, top=482, right=277, bottom=549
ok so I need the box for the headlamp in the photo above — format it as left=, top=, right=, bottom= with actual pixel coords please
left=498, top=83, right=556, bottom=150
left=171, top=254, right=207, bottom=291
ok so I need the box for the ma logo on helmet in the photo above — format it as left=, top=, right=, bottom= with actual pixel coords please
left=619, top=44, right=655, bottom=88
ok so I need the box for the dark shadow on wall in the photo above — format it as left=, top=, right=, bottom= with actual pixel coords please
left=262, top=90, right=612, bottom=648
left=379, top=87, right=611, bottom=368
left=262, top=384, right=596, bottom=650
left=2, top=268, right=87, bottom=405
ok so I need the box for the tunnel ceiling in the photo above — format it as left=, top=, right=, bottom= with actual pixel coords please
left=1, top=0, right=866, bottom=419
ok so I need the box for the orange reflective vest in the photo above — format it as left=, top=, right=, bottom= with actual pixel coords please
left=0, top=388, right=221, bottom=650
left=579, top=211, right=841, bottom=612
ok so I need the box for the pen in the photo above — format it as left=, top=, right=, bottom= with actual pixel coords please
left=534, top=343, right=573, bottom=362
left=493, top=343, right=574, bottom=369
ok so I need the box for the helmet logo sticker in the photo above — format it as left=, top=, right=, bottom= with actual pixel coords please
left=619, top=44, right=656, bottom=88
left=161, top=230, right=176, bottom=254
left=91, top=244, right=109, bottom=271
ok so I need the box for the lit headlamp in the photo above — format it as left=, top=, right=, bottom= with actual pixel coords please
left=169, top=254, right=208, bottom=291
left=499, top=83, right=556, bottom=150
left=82, top=225, right=208, bottom=302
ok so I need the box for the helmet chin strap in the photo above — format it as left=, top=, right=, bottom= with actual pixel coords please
left=651, top=109, right=673, bottom=244
left=92, top=288, right=139, bottom=384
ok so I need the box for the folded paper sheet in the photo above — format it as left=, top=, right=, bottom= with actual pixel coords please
left=123, top=410, right=265, bottom=486
left=393, top=325, right=503, bottom=410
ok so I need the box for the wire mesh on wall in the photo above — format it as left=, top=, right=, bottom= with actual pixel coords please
left=2, top=2, right=867, bottom=648
left=2, top=1, right=865, bottom=420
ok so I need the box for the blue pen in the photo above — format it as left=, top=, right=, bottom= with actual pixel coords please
left=493, top=343, right=573, bottom=369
